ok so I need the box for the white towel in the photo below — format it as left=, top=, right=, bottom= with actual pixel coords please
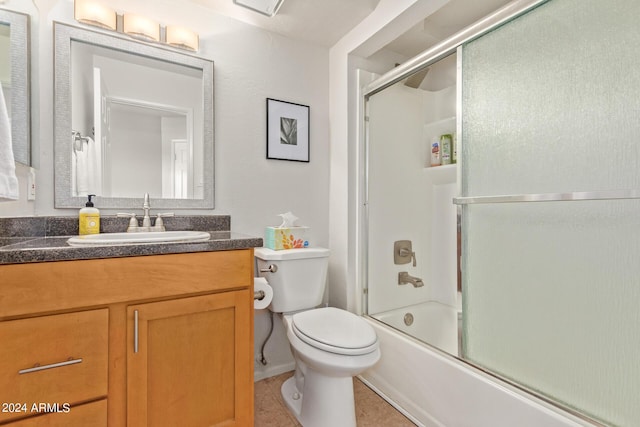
left=0, top=82, right=18, bottom=201
left=85, top=136, right=102, bottom=195
left=75, top=144, right=89, bottom=195
left=73, top=136, right=102, bottom=196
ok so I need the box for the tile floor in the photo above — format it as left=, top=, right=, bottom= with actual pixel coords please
left=254, top=372, right=416, bottom=426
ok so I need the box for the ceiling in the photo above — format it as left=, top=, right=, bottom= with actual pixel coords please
left=187, top=0, right=513, bottom=58
left=385, top=0, right=513, bottom=58
left=186, top=0, right=381, bottom=48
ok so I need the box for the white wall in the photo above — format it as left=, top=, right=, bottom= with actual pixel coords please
left=366, top=82, right=458, bottom=315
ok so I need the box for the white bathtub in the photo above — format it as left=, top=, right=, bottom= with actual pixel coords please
left=360, top=308, right=596, bottom=427
left=372, top=301, right=459, bottom=356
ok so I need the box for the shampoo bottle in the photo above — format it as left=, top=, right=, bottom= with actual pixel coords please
left=79, top=194, right=100, bottom=235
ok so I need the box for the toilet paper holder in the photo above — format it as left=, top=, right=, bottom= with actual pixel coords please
left=254, top=290, right=266, bottom=300
left=260, top=264, right=278, bottom=273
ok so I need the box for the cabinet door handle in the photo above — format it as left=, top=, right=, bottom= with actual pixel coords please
left=19, top=358, right=83, bottom=375
left=134, top=309, right=139, bottom=353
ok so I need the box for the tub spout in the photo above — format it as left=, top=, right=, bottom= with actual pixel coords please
left=398, top=271, right=424, bottom=288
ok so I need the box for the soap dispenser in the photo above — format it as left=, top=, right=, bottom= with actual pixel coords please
left=79, top=194, right=100, bottom=235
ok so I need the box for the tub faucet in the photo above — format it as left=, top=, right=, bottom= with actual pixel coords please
left=398, top=271, right=424, bottom=288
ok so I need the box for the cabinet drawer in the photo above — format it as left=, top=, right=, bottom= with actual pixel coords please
left=5, top=399, right=107, bottom=427
left=0, top=309, right=108, bottom=423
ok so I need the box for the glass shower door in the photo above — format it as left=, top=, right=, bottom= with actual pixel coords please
left=459, top=0, right=640, bottom=424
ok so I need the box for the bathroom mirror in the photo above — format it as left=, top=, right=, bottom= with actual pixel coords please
left=54, top=22, right=214, bottom=209
left=0, top=9, right=30, bottom=166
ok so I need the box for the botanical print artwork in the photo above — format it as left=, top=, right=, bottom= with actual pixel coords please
left=266, top=98, right=309, bottom=162
left=280, top=117, right=298, bottom=145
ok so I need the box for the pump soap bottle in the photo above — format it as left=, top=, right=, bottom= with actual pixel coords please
left=79, top=194, right=100, bottom=235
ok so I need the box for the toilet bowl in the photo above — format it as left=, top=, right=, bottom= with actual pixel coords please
left=254, top=247, right=380, bottom=427
left=281, top=308, right=380, bottom=427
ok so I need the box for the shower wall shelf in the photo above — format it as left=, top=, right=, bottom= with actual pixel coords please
left=424, top=116, right=456, bottom=150
left=425, top=163, right=456, bottom=185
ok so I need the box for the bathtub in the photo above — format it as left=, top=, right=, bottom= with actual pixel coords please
left=371, top=301, right=459, bottom=356
left=360, top=307, right=596, bottom=427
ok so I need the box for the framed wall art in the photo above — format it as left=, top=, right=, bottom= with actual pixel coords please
left=266, top=98, right=309, bottom=162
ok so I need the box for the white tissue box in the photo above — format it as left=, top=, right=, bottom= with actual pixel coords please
left=265, top=226, right=309, bottom=250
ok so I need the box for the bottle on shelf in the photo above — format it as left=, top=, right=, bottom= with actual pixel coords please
left=452, top=132, right=457, bottom=164
left=430, top=137, right=441, bottom=167
left=440, top=134, right=453, bottom=165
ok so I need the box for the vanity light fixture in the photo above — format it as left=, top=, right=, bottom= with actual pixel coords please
left=123, top=13, right=160, bottom=42
left=233, top=0, right=284, bottom=17
left=74, top=0, right=117, bottom=31
left=166, top=26, right=199, bottom=52
left=73, top=0, right=199, bottom=52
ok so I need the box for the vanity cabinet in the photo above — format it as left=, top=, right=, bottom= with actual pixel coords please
left=127, top=291, right=252, bottom=426
left=0, top=249, right=254, bottom=426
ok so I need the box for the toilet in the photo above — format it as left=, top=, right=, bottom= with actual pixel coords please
left=255, top=247, right=380, bottom=427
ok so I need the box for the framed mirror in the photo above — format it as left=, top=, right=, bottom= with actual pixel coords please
left=53, top=22, right=214, bottom=209
left=0, top=9, right=30, bottom=166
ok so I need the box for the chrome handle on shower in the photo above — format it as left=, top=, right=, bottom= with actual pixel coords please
left=394, top=240, right=416, bottom=266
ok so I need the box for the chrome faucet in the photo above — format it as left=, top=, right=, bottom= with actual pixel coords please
left=142, top=193, right=152, bottom=228
left=398, top=271, right=424, bottom=288
left=117, top=193, right=174, bottom=232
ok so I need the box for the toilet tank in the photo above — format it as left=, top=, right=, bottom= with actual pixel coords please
left=255, top=247, right=330, bottom=313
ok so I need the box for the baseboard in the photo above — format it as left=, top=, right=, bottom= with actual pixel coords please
left=254, top=361, right=296, bottom=382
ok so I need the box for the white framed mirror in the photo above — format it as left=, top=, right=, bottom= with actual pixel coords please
left=0, top=8, right=31, bottom=166
left=54, top=22, right=214, bottom=209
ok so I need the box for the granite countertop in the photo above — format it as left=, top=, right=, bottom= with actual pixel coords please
left=0, top=216, right=263, bottom=265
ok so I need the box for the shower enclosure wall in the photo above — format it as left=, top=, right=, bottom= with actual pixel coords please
left=365, top=52, right=460, bottom=357
left=362, top=0, right=640, bottom=425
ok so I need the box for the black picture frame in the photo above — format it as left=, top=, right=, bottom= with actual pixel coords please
left=266, top=98, right=310, bottom=162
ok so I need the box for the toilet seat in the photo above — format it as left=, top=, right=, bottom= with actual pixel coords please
left=291, top=307, right=378, bottom=356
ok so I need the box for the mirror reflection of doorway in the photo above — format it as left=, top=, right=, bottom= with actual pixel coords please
left=171, top=140, right=189, bottom=199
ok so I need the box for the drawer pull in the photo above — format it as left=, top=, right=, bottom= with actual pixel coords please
left=134, top=309, right=139, bottom=353
left=19, top=357, right=83, bottom=375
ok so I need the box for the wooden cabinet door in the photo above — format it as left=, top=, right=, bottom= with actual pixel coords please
left=127, top=291, right=253, bottom=427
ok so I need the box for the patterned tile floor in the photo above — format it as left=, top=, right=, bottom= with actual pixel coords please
left=255, top=372, right=416, bottom=426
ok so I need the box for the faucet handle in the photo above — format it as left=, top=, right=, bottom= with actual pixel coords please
left=153, top=213, right=174, bottom=231
left=117, top=213, right=138, bottom=232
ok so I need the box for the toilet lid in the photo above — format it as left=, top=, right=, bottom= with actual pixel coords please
left=291, top=307, right=378, bottom=356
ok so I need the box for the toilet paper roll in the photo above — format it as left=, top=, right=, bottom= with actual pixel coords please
left=254, top=277, right=273, bottom=310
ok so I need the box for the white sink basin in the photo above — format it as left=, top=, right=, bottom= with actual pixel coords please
left=67, top=230, right=211, bottom=247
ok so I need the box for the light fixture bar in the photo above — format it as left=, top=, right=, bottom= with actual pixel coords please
left=73, top=0, right=199, bottom=51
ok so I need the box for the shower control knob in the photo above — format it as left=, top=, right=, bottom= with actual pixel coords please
left=398, top=247, right=417, bottom=266
left=394, top=240, right=417, bottom=266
